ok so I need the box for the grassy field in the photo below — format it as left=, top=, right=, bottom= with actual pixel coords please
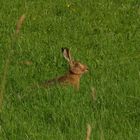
left=0, top=0, right=140, bottom=139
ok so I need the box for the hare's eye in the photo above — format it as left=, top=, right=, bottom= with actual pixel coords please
left=74, top=63, right=79, bottom=67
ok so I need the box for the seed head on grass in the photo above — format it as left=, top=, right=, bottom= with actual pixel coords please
left=91, top=87, right=96, bottom=101
left=15, top=14, right=26, bottom=35
left=19, top=60, right=33, bottom=66
left=85, top=124, right=92, bottom=140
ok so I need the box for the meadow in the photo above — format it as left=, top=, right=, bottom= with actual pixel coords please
left=0, top=0, right=140, bottom=139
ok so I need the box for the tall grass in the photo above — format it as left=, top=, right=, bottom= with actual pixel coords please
left=0, top=14, right=25, bottom=112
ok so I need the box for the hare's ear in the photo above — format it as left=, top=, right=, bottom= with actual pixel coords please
left=62, top=48, right=72, bottom=63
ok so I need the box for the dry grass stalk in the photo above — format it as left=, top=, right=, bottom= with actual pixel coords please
left=91, top=87, right=96, bottom=101
left=0, top=14, right=25, bottom=112
left=19, top=60, right=33, bottom=66
left=16, top=14, right=26, bottom=35
left=85, top=124, right=92, bottom=140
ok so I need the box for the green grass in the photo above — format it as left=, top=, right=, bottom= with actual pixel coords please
left=0, top=0, right=140, bottom=139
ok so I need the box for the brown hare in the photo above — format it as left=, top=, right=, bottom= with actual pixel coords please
left=41, top=48, right=88, bottom=90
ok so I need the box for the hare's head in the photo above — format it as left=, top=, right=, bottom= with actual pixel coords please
left=62, top=48, right=88, bottom=75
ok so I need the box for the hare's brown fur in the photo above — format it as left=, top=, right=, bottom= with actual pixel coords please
left=41, top=48, right=88, bottom=89
left=42, top=71, right=82, bottom=89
